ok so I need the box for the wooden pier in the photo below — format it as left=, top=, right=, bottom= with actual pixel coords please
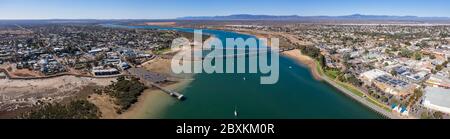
left=147, top=82, right=184, bottom=100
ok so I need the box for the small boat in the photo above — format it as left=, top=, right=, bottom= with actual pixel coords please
left=234, top=107, right=238, bottom=117
left=243, top=77, right=246, bottom=80
left=289, top=66, right=292, bottom=69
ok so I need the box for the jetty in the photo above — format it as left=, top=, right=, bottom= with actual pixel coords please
left=148, top=82, right=184, bottom=100
left=127, top=68, right=184, bottom=100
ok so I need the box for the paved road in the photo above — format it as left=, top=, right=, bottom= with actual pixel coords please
left=127, top=68, right=167, bottom=83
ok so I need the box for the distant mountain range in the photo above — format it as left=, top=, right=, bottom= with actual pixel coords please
left=178, top=14, right=450, bottom=21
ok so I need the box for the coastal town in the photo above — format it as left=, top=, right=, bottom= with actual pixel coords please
left=0, top=23, right=190, bottom=118
left=221, top=23, right=450, bottom=119
left=5, top=1, right=450, bottom=137
left=0, top=20, right=450, bottom=119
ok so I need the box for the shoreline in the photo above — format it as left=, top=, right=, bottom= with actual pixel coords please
left=63, top=26, right=399, bottom=119
left=112, top=55, right=197, bottom=119
left=118, top=79, right=193, bottom=119
left=282, top=49, right=401, bottom=119
left=282, top=50, right=323, bottom=80
left=2, top=25, right=405, bottom=119
left=88, top=77, right=194, bottom=119
left=235, top=29, right=403, bottom=119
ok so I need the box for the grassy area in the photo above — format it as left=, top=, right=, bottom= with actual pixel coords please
left=313, top=60, right=391, bottom=112
left=336, top=77, right=391, bottom=112
left=315, top=60, right=325, bottom=76
left=366, top=98, right=392, bottom=111
left=336, top=81, right=365, bottom=97
left=333, top=73, right=391, bottom=112
left=324, top=69, right=340, bottom=79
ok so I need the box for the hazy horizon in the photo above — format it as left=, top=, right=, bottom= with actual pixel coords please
left=1, top=0, right=450, bottom=19
left=0, top=13, right=449, bottom=20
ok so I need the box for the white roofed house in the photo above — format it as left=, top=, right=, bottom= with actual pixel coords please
left=431, top=59, right=445, bottom=66
left=91, top=66, right=121, bottom=77
left=440, top=45, right=450, bottom=50
left=88, top=48, right=103, bottom=54
left=360, top=69, right=388, bottom=84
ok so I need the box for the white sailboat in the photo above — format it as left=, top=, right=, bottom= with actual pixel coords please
left=234, top=107, right=238, bottom=117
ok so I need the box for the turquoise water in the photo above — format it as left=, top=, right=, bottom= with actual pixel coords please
left=105, top=24, right=383, bottom=119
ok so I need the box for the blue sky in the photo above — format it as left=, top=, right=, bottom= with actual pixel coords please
left=1, top=0, right=449, bottom=19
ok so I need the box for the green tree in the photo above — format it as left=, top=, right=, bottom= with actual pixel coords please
left=347, top=74, right=361, bottom=86
left=109, top=77, right=146, bottom=111
left=430, top=55, right=436, bottom=59
left=319, top=54, right=326, bottom=68
left=404, top=42, right=412, bottom=46
left=433, top=112, right=444, bottom=119
left=337, top=74, right=347, bottom=82
left=407, top=89, right=423, bottom=106
left=420, top=112, right=430, bottom=119
left=443, top=61, right=449, bottom=66
left=414, top=52, right=422, bottom=60
left=399, top=49, right=413, bottom=58
left=432, top=69, right=437, bottom=74
left=436, top=65, right=444, bottom=71
left=390, top=70, right=397, bottom=76
left=385, top=49, right=391, bottom=54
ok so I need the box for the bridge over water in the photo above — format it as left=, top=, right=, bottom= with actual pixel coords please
left=186, top=47, right=296, bottom=60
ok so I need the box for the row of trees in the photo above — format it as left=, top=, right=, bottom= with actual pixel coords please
left=297, top=45, right=321, bottom=59
left=407, top=89, right=424, bottom=107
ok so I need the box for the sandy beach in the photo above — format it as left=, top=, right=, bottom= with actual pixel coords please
left=141, top=57, right=194, bottom=79
left=118, top=55, right=196, bottom=118
left=85, top=75, right=194, bottom=119
left=232, top=29, right=323, bottom=80
left=88, top=78, right=193, bottom=119
left=282, top=50, right=401, bottom=119
left=88, top=80, right=190, bottom=119
left=88, top=93, right=120, bottom=119
left=282, top=49, right=323, bottom=80
left=118, top=79, right=193, bottom=119
left=88, top=51, right=196, bottom=119
left=235, top=30, right=273, bottom=40
left=135, top=22, right=177, bottom=26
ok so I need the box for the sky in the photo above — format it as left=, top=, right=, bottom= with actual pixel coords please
left=1, top=0, right=450, bottom=19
